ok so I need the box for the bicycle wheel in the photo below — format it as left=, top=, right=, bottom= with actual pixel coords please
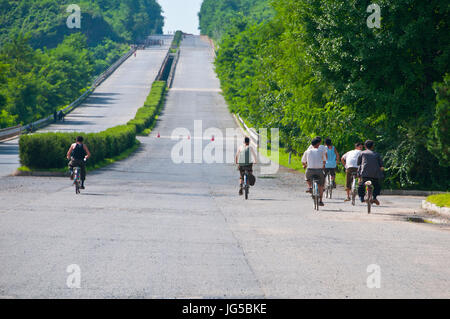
left=351, top=177, right=356, bottom=206
left=74, top=168, right=81, bottom=194
left=313, top=181, right=319, bottom=211
left=244, top=173, right=249, bottom=200
left=367, top=187, right=372, bottom=214
left=329, top=175, right=333, bottom=199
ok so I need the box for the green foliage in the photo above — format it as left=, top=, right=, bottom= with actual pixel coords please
left=172, top=31, right=183, bottom=49
left=19, top=79, right=166, bottom=170
left=0, top=0, right=163, bottom=128
left=128, top=81, right=166, bottom=133
left=426, top=193, right=450, bottom=208
left=429, top=74, right=450, bottom=166
left=199, top=0, right=273, bottom=40
left=19, top=125, right=136, bottom=169
left=0, top=0, right=164, bottom=48
left=200, top=0, right=449, bottom=190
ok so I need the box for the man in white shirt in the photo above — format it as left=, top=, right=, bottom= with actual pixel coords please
left=302, top=138, right=326, bottom=206
left=307, top=136, right=328, bottom=156
left=341, top=142, right=363, bottom=201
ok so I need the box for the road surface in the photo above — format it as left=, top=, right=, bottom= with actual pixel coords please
left=0, top=35, right=173, bottom=177
left=0, top=36, right=449, bottom=299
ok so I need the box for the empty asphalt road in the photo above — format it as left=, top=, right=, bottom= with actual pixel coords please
left=0, top=36, right=449, bottom=299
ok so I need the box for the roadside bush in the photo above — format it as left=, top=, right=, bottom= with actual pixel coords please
left=128, top=81, right=166, bottom=133
left=19, top=125, right=135, bottom=169
left=172, top=31, right=183, bottom=49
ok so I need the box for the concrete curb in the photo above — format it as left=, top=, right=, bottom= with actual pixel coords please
left=422, top=200, right=450, bottom=218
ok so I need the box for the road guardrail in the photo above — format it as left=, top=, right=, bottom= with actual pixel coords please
left=236, top=114, right=260, bottom=147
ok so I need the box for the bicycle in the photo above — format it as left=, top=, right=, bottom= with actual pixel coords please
left=364, top=181, right=374, bottom=214
left=73, top=166, right=82, bottom=194
left=351, top=172, right=358, bottom=206
left=70, top=158, right=86, bottom=195
left=243, top=168, right=251, bottom=200
left=312, top=178, right=320, bottom=211
left=324, top=170, right=333, bottom=199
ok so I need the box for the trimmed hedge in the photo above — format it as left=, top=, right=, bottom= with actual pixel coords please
left=19, top=81, right=166, bottom=170
left=172, top=31, right=182, bottom=49
left=127, top=81, right=166, bottom=133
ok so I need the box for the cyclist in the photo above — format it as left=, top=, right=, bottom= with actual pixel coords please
left=302, top=138, right=326, bottom=206
left=357, top=140, right=384, bottom=205
left=308, top=136, right=327, bottom=156
left=324, top=138, right=340, bottom=188
left=66, top=136, right=91, bottom=190
left=341, top=142, right=363, bottom=201
left=235, top=137, right=258, bottom=196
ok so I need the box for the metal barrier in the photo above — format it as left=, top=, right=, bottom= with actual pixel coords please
left=155, top=51, right=171, bottom=82
left=236, top=114, right=260, bottom=147
left=167, top=49, right=181, bottom=88
left=0, top=47, right=137, bottom=141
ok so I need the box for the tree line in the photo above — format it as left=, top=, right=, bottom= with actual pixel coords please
left=199, top=0, right=449, bottom=190
left=0, top=0, right=164, bottom=128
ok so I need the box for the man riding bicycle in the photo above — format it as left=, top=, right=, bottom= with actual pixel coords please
left=341, top=142, right=363, bottom=201
left=357, top=140, right=384, bottom=205
left=324, top=138, right=340, bottom=188
left=66, top=136, right=91, bottom=190
left=235, top=137, right=258, bottom=196
left=302, top=138, right=326, bottom=206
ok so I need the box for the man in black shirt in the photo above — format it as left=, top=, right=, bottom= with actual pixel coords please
left=66, top=136, right=91, bottom=189
left=357, top=140, right=384, bottom=205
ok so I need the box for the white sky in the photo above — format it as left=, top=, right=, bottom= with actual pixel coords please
left=157, top=0, right=203, bottom=35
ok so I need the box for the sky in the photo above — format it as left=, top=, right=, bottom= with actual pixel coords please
left=157, top=0, right=204, bottom=35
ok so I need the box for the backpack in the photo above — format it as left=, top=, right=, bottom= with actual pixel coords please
left=248, top=173, right=256, bottom=186
left=71, top=143, right=86, bottom=160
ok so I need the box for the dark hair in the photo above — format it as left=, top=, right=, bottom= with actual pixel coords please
left=311, top=138, right=321, bottom=146
left=244, top=137, right=250, bottom=145
left=325, top=138, right=332, bottom=146
left=365, top=140, right=375, bottom=149
left=355, top=142, right=363, bottom=148
left=315, top=136, right=322, bottom=142
left=76, top=136, right=84, bottom=143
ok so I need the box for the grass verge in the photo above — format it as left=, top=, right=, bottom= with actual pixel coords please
left=426, top=194, right=450, bottom=207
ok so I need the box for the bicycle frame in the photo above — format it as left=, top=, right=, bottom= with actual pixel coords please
left=74, top=167, right=81, bottom=194
left=364, top=181, right=374, bottom=214
left=325, top=171, right=333, bottom=199
left=243, top=169, right=250, bottom=200
left=312, top=178, right=320, bottom=211
left=351, top=172, right=358, bottom=206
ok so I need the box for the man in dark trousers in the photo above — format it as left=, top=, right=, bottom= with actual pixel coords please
left=66, top=136, right=91, bottom=189
left=357, top=140, right=384, bottom=205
